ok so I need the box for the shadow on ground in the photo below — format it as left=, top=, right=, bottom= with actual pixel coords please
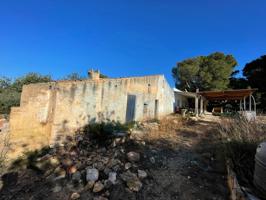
left=0, top=116, right=229, bottom=200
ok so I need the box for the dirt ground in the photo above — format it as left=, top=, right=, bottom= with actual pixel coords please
left=0, top=114, right=229, bottom=200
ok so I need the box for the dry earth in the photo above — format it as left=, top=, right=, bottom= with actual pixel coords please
left=0, top=114, right=228, bottom=200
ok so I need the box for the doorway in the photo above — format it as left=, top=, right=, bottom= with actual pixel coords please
left=154, top=99, right=159, bottom=118
left=126, top=95, right=136, bottom=122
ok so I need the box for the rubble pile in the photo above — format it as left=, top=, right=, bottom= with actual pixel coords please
left=31, top=131, right=149, bottom=200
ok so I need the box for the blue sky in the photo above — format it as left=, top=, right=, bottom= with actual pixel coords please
left=0, top=0, right=265, bottom=86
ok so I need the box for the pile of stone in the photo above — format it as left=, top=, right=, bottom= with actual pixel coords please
left=34, top=132, right=148, bottom=200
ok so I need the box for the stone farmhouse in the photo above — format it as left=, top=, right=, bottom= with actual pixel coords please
left=9, top=70, right=174, bottom=154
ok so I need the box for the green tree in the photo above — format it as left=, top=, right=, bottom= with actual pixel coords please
left=229, top=70, right=249, bottom=89
left=0, top=73, right=52, bottom=114
left=63, top=73, right=85, bottom=80
left=172, top=52, right=237, bottom=91
left=63, top=72, right=108, bottom=80
left=0, top=77, right=11, bottom=90
left=243, top=55, right=266, bottom=111
left=12, top=73, right=51, bottom=92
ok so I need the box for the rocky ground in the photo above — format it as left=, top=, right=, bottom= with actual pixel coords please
left=0, top=114, right=229, bottom=200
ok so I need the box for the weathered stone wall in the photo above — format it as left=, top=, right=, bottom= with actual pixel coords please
left=9, top=75, right=174, bottom=154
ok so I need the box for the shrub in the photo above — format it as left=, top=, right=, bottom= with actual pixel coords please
left=81, top=121, right=134, bottom=145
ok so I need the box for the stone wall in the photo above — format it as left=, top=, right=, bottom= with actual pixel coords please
left=9, top=75, right=174, bottom=155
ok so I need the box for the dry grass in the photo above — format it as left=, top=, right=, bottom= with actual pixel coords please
left=218, top=115, right=266, bottom=187
left=0, top=131, right=10, bottom=175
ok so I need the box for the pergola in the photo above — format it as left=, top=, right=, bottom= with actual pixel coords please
left=195, top=88, right=257, bottom=118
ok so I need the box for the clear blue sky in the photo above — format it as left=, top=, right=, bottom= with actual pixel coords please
left=0, top=0, right=266, bottom=86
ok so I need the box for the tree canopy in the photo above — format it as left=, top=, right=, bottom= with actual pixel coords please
left=63, top=72, right=108, bottom=80
left=63, top=73, right=86, bottom=81
left=243, top=55, right=266, bottom=91
left=229, top=70, right=249, bottom=89
left=243, top=55, right=266, bottom=111
left=172, top=52, right=237, bottom=91
left=0, top=73, right=52, bottom=114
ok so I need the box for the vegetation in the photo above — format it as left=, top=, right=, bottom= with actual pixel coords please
left=172, top=52, right=237, bottom=91
left=243, top=55, right=266, bottom=112
left=0, top=133, right=10, bottom=175
left=0, top=73, right=52, bottom=114
left=81, top=121, right=134, bottom=145
left=0, top=71, right=108, bottom=114
left=63, top=72, right=86, bottom=81
left=218, top=116, right=266, bottom=188
left=63, top=72, right=108, bottom=81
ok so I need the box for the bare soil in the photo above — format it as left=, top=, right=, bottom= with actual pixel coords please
left=0, top=114, right=229, bottom=200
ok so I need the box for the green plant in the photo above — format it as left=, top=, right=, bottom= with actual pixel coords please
left=82, top=121, right=133, bottom=145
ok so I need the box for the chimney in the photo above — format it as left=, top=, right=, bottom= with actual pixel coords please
left=88, top=69, right=100, bottom=80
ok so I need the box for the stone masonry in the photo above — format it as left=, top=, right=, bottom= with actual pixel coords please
left=9, top=71, right=174, bottom=156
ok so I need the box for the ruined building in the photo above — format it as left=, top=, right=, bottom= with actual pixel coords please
left=9, top=70, right=174, bottom=155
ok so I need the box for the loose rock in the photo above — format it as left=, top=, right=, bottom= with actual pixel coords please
left=138, top=170, right=147, bottom=179
left=125, top=162, right=132, bottom=170
left=93, top=181, right=105, bottom=193
left=127, top=152, right=140, bottom=162
left=108, top=172, right=117, bottom=184
left=120, top=171, right=142, bottom=192
left=86, top=168, right=99, bottom=182
left=72, top=171, right=81, bottom=183
left=70, top=192, right=80, bottom=199
left=85, top=181, right=95, bottom=190
left=52, top=184, right=62, bottom=193
left=150, top=157, right=155, bottom=164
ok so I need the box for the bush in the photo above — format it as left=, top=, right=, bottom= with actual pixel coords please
left=81, top=121, right=134, bottom=145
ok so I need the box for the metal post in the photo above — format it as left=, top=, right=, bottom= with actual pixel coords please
left=244, top=97, right=246, bottom=111
left=200, top=97, right=203, bottom=115
left=249, top=95, right=252, bottom=111
left=195, top=96, right=199, bottom=117
left=195, top=89, right=199, bottom=117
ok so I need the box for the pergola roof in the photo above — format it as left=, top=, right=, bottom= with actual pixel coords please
left=198, top=89, right=257, bottom=100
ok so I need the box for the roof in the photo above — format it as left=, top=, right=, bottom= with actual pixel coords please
left=173, top=88, right=196, bottom=98
left=198, top=89, right=257, bottom=100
